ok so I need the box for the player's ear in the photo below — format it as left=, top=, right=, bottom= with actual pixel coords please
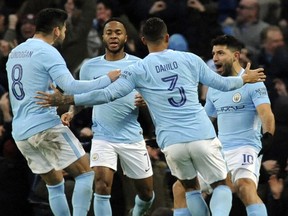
left=234, top=51, right=241, bottom=61
left=165, top=34, right=169, bottom=43
left=141, top=36, right=147, bottom=45
left=53, top=26, right=60, bottom=37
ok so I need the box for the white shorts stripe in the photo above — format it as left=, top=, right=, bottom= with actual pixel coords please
left=63, top=132, right=82, bottom=158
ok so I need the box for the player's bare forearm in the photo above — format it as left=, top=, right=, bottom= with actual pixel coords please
left=257, top=103, right=275, bottom=135
left=35, top=91, right=75, bottom=107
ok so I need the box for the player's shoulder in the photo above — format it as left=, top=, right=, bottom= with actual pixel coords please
left=11, top=38, right=59, bottom=60
left=246, top=81, right=267, bottom=90
left=83, top=56, right=103, bottom=66
left=126, top=53, right=141, bottom=61
left=124, top=53, right=141, bottom=66
left=169, top=49, right=201, bottom=60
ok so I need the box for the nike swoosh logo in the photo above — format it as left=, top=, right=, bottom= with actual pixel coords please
left=145, top=167, right=151, bottom=172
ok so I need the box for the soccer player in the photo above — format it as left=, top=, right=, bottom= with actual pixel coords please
left=6, top=8, right=119, bottom=216
left=36, top=17, right=266, bottom=216
left=204, top=35, right=275, bottom=216
left=61, top=18, right=154, bottom=216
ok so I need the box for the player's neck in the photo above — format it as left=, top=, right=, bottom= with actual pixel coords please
left=33, top=33, right=54, bottom=45
left=147, top=43, right=168, bottom=53
left=232, top=62, right=242, bottom=76
left=105, top=51, right=126, bottom=61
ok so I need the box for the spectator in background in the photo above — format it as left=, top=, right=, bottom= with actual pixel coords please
left=218, top=0, right=238, bottom=33
left=256, top=25, right=287, bottom=104
left=257, top=25, right=285, bottom=68
left=0, top=39, right=11, bottom=91
left=61, top=0, right=95, bottom=75
left=258, top=0, right=281, bottom=25
left=18, top=0, right=64, bottom=14
left=3, top=13, right=36, bottom=44
left=184, top=0, right=223, bottom=61
left=273, top=78, right=288, bottom=97
left=267, top=159, right=288, bottom=216
left=0, top=9, right=8, bottom=39
left=231, top=0, right=270, bottom=59
left=278, top=0, right=288, bottom=43
left=123, top=0, right=186, bottom=36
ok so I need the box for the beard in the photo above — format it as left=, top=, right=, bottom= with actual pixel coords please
left=53, top=36, right=64, bottom=47
left=221, top=62, right=233, bottom=77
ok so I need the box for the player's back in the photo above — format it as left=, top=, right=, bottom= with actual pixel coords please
left=6, top=38, right=65, bottom=141
left=128, top=49, right=217, bottom=148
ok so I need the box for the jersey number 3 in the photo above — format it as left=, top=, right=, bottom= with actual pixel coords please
left=161, top=75, right=186, bottom=107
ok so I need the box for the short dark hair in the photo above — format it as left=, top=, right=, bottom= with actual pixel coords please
left=260, top=25, right=283, bottom=43
left=142, top=17, right=167, bottom=43
left=103, top=17, right=127, bottom=32
left=211, top=35, right=244, bottom=52
left=35, top=8, right=68, bottom=34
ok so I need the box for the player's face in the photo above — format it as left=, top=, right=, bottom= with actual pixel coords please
left=212, top=45, right=234, bottom=77
left=264, top=30, right=285, bottom=55
left=103, top=21, right=127, bottom=54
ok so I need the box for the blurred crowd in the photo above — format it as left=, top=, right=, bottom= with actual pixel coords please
left=0, top=0, right=287, bottom=215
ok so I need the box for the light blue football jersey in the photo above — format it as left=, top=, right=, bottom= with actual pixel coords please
left=79, top=54, right=144, bottom=143
left=74, top=49, right=245, bottom=149
left=205, top=69, right=270, bottom=150
left=6, top=38, right=111, bottom=141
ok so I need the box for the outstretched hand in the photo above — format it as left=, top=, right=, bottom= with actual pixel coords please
left=35, top=84, right=66, bottom=107
left=241, top=62, right=266, bottom=83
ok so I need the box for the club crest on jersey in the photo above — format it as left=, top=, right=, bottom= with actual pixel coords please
left=232, top=92, right=241, bottom=103
left=91, top=153, right=99, bottom=161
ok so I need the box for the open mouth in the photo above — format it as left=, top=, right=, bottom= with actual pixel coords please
left=214, top=63, right=223, bottom=72
left=109, top=41, right=119, bottom=48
